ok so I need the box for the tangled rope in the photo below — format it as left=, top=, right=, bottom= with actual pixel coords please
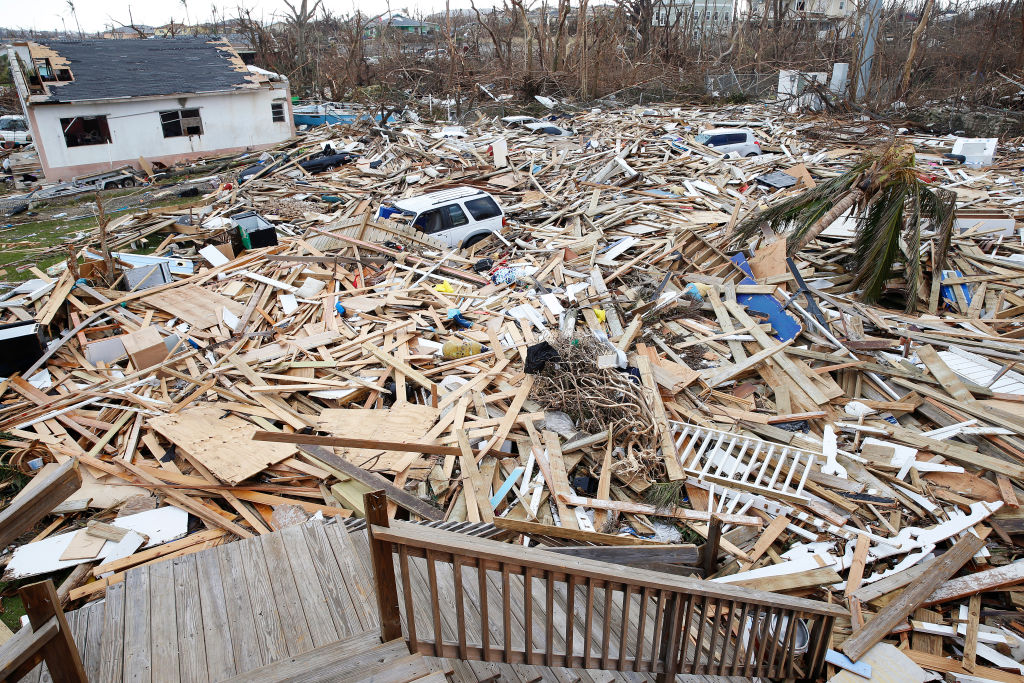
left=531, top=335, right=663, bottom=482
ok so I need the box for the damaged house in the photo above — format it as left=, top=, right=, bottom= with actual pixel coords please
left=5, top=38, right=294, bottom=180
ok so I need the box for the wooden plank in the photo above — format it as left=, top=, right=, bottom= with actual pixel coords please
left=214, top=542, right=264, bottom=673
left=0, top=617, right=57, bottom=682
left=18, top=580, right=85, bottom=683
left=845, top=534, right=871, bottom=598
left=82, top=599, right=106, bottom=683
left=853, top=556, right=938, bottom=605
left=924, top=557, right=1024, bottom=605
left=744, top=515, right=789, bottom=565
left=149, top=559, right=180, bottom=683
left=904, top=649, right=1024, bottom=683
left=300, top=520, right=359, bottom=639
left=322, top=525, right=379, bottom=632
left=362, top=343, right=435, bottom=390
left=294, top=443, right=443, bottom=521
left=259, top=532, right=314, bottom=656
left=122, top=567, right=153, bottom=683
left=912, top=609, right=943, bottom=656
left=637, top=355, right=685, bottom=481
left=729, top=566, right=842, bottom=593
left=0, top=459, right=81, bottom=548
left=194, top=547, right=237, bottom=680
left=219, top=635, right=411, bottom=683
left=722, top=299, right=829, bottom=405
left=98, top=580, right=126, bottom=683
left=277, top=524, right=340, bottom=648
left=918, top=344, right=974, bottom=402
left=963, top=593, right=981, bottom=672
left=559, top=494, right=761, bottom=526
left=457, top=429, right=493, bottom=524
left=543, top=545, right=699, bottom=565
left=840, top=530, right=988, bottom=661
left=172, top=553, right=209, bottom=683
left=236, top=536, right=290, bottom=664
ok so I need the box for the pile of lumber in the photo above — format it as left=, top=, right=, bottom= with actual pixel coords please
left=2, top=101, right=1024, bottom=679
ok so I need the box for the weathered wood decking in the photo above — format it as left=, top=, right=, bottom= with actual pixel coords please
left=25, top=519, right=751, bottom=682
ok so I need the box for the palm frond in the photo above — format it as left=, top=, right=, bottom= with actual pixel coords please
left=921, top=187, right=957, bottom=272
left=850, top=183, right=910, bottom=303
left=731, top=161, right=870, bottom=245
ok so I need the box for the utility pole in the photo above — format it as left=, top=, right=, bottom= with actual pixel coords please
left=855, top=0, right=883, bottom=101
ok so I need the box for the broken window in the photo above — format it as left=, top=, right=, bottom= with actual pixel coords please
left=413, top=209, right=445, bottom=234
left=271, top=102, right=286, bottom=123
left=60, top=116, right=111, bottom=147
left=160, top=109, right=203, bottom=138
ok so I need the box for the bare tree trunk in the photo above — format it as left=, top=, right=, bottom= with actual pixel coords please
left=95, top=193, right=115, bottom=282
left=901, top=0, right=933, bottom=92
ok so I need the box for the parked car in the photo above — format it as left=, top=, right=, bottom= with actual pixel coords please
left=501, top=115, right=539, bottom=128
left=422, top=49, right=448, bottom=61
left=695, top=128, right=762, bottom=157
left=377, top=187, right=505, bottom=249
left=0, top=115, right=31, bottom=147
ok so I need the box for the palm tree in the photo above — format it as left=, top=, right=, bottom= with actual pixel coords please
left=734, top=142, right=957, bottom=311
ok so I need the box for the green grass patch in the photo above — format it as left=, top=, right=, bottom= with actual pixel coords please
left=0, top=191, right=205, bottom=283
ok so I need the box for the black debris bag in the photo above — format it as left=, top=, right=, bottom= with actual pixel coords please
left=524, top=341, right=560, bottom=374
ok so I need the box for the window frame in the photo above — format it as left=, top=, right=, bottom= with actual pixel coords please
left=60, top=115, right=112, bottom=148
left=159, top=108, right=204, bottom=138
left=271, top=101, right=286, bottom=123
left=445, top=203, right=469, bottom=228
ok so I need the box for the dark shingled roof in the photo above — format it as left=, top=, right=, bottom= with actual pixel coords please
left=32, top=39, right=257, bottom=103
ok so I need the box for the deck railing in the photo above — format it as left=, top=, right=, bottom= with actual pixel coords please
left=364, top=491, right=845, bottom=681
left=0, top=580, right=87, bottom=682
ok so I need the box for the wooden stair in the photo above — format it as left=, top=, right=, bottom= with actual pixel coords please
left=222, top=630, right=445, bottom=683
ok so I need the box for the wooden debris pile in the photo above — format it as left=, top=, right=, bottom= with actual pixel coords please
left=1, top=102, right=1024, bottom=678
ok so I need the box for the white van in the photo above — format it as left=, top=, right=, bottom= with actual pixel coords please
left=695, top=128, right=762, bottom=157
left=378, top=188, right=505, bottom=249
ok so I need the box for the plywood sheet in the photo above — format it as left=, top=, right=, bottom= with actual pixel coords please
left=148, top=405, right=296, bottom=484
left=144, top=284, right=244, bottom=329
left=316, top=404, right=440, bottom=474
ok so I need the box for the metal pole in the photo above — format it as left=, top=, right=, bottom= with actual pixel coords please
left=855, top=0, right=883, bottom=101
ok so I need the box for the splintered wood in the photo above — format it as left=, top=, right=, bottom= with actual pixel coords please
left=2, top=101, right=1024, bottom=680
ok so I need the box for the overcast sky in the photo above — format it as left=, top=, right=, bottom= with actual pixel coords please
left=4, top=0, right=500, bottom=33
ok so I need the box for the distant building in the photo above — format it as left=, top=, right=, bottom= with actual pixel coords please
left=101, top=25, right=154, bottom=39
left=364, top=13, right=439, bottom=39
left=653, top=0, right=739, bottom=28
left=749, top=0, right=856, bottom=20
left=780, top=0, right=855, bottom=19
left=6, top=38, right=294, bottom=180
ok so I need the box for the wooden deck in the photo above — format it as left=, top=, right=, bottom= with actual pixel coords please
left=24, top=518, right=752, bottom=682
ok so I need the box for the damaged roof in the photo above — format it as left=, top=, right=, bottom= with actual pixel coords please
left=25, top=38, right=264, bottom=103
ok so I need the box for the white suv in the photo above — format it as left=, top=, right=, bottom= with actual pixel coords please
left=0, top=115, right=31, bottom=147
left=695, top=128, right=761, bottom=157
left=378, top=188, right=505, bottom=249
